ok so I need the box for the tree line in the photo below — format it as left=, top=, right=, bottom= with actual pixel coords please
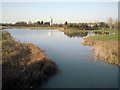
left=1, top=18, right=119, bottom=30
left=64, top=18, right=118, bottom=30
left=1, top=21, right=51, bottom=27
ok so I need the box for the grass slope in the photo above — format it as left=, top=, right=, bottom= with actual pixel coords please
left=86, top=34, right=118, bottom=41
left=82, top=34, right=119, bottom=67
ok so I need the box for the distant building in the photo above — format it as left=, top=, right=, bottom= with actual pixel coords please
left=48, top=17, right=53, bottom=25
left=87, top=23, right=97, bottom=27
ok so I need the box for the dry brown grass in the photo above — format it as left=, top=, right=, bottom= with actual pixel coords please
left=2, top=31, right=58, bottom=88
left=81, top=38, right=120, bottom=67
left=94, top=41, right=119, bottom=66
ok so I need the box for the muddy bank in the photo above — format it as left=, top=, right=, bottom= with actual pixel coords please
left=81, top=38, right=119, bottom=67
left=2, top=31, right=58, bottom=88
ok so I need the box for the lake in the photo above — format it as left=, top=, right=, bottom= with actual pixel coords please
left=4, top=29, right=118, bottom=88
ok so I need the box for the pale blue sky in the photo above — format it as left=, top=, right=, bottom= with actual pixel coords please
left=2, top=2, right=118, bottom=24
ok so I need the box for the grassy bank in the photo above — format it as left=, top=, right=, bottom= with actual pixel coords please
left=0, top=26, right=62, bottom=30
left=0, top=31, right=14, bottom=41
left=0, top=31, right=7, bottom=40
left=2, top=31, right=58, bottom=88
left=81, top=34, right=119, bottom=67
left=1, top=26, right=118, bottom=33
left=85, top=34, right=118, bottom=41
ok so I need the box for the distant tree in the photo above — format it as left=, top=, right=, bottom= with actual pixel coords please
left=99, top=22, right=104, bottom=27
left=52, top=24, right=59, bottom=27
left=15, top=21, right=27, bottom=26
left=64, top=21, right=68, bottom=25
left=64, top=21, right=68, bottom=29
left=107, top=18, right=113, bottom=29
left=84, top=24, right=89, bottom=29
left=58, top=24, right=63, bottom=27
left=1, top=23, right=7, bottom=26
left=113, top=18, right=118, bottom=29
left=33, top=22, right=38, bottom=27
left=44, top=22, right=50, bottom=26
left=80, top=23, right=89, bottom=30
left=98, top=22, right=108, bottom=29
left=37, top=21, right=41, bottom=25
left=2, top=23, right=14, bottom=26
left=41, top=21, right=44, bottom=25
left=93, top=24, right=99, bottom=30
left=67, top=23, right=73, bottom=27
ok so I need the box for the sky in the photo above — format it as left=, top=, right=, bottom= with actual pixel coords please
left=1, top=2, right=118, bottom=24
left=1, top=0, right=120, bottom=2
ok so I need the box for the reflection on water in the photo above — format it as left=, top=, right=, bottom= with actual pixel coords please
left=64, top=31, right=88, bottom=38
left=64, top=31, right=113, bottom=38
left=4, top=29, right=118, bottom=88
left=48, top=32, right=52, bottom=36
left=94, top=32, right=109, bottom=35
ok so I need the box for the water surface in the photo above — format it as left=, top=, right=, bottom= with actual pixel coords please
left=4, top=29, right=118, bottom=88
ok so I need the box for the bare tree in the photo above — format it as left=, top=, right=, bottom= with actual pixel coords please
left=113, top=18, right=118, bottom=29
left=107, top=18, right=113, bottom=29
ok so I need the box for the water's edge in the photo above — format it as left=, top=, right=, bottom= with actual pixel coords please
left=4, top=29, right=118, bottom=88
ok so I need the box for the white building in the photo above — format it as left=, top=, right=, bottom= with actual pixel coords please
left=48, top=17, right=53, bottom=25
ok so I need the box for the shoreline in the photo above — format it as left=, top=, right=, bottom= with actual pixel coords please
left=0, top=26, right=64, bottom=31
left=81, top=35, right=119, bottom=67
left=1, top=26, right=118, bottom=33
left=2, top=31, right=58, bottom=88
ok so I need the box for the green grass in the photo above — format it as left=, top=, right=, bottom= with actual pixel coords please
left=87, top=34, right=118, bottom=41
left=0, top=31, right=7, bottom=40
left=83, top=33, right=119, bottom=67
